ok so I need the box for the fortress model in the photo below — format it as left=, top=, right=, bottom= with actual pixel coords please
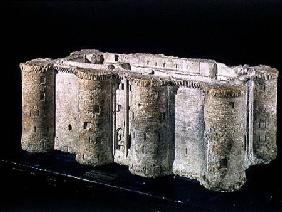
left=20, top=49, right=278, bottom=192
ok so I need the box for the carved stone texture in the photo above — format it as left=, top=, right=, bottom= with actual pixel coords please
left=20, top=49, right=279, bottom=192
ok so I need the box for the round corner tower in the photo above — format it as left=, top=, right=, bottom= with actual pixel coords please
left=203, top=85, right=247, bottom=191
left=252, top=68, right=278, bottom=163
left=128, top=76, right=177, bottom=178
left=75, top=69, right=119, bottom=166
left=20, top=59, right=55, bottom=152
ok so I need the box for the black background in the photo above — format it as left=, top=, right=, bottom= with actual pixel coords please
left=1, top=0, right=282, bottom=211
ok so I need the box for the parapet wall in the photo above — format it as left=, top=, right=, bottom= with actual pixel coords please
left=173, top=86, right=206, bottom=179
left=55, top=71, right=79, bottom=153
left=103, top=52, right=218, bottom=78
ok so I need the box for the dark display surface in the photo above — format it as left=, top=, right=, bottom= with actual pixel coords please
left=0, top=150, right=281, bottom=211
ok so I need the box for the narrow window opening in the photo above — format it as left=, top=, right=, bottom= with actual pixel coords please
left=259, top=122, right=266, bottom=128
left=40, top=76, right=46, bottom=84
left=259, top=135, right=266, bottom=142
left=117, top=129, right=122, bottom=141
left=40, top=92, right=45, bottom=101
left=142, top=146, right=145, bottom=154
left=34, top=126, right=36, bottom=132
left=83, top=122, right=91, bottom=130
left=157, top=131, right=161, bottom=142
left=121, top=83, right=124, bottom=90
left=147, top=61, right=150, bottom=65
left=115, top=55, right=119, bottom=61
left=68, top=124, right=72, bottom=131
left=219, top=158, right=228, bottom=168
left=185, top=148, right=188, bottom=155
left=244, top=135, right=248, bottom=151
left=116, top=104, right=121, bottom=112
left=163, top=63, right=165, bottom=67
left=254, top=100, right=257, bottom=109
left=229, top=102, right=235, bottom=108
left=155, top=62, right=157, bottom=66
left=93, top=105, right=100, bottom=113
left=129, top=84, right=132, bottom=91
left=128, top=134, right=131, bottom=149
left=160, top=112, right=166, bottom=121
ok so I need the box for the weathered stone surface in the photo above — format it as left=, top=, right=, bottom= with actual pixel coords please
left=203, top=85, right=247, bottom=191
left=173, top=87, right=206, bottom=180
left=75, top=69, right=119, bottom=166
left=54, top=71, right=79, bottom=153
left=20, top=59, right=55, bottom=152
left=252, top=69, right=278, bottom=164
left=128, top=76, right=176, bottom=177
left=20, top=49, right=279, bottom=192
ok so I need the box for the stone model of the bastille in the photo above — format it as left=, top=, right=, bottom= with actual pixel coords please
left=20, top=49, right=278, bottom=192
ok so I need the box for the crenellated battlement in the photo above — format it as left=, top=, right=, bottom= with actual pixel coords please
left=174, top=79, right=205, bottom=89
left=74, top=68, right=119, bottom=81
left=207, top=86, right=244, bottom=98
left=54, top=66, right=75, bottom=74
left=128, top=75, right=173, bottom=87
left=20, top=60, right=54, bottom=73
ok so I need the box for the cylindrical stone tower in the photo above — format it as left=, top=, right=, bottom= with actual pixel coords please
left=128, top=76, right=176, bottom=177
left=75, top=69, right=119, bottom=166
left=20, top=59, right=55, bottom=152
left=203, top=85, right=247, bottom=191
left=252, top=68, right=278, bottom=163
